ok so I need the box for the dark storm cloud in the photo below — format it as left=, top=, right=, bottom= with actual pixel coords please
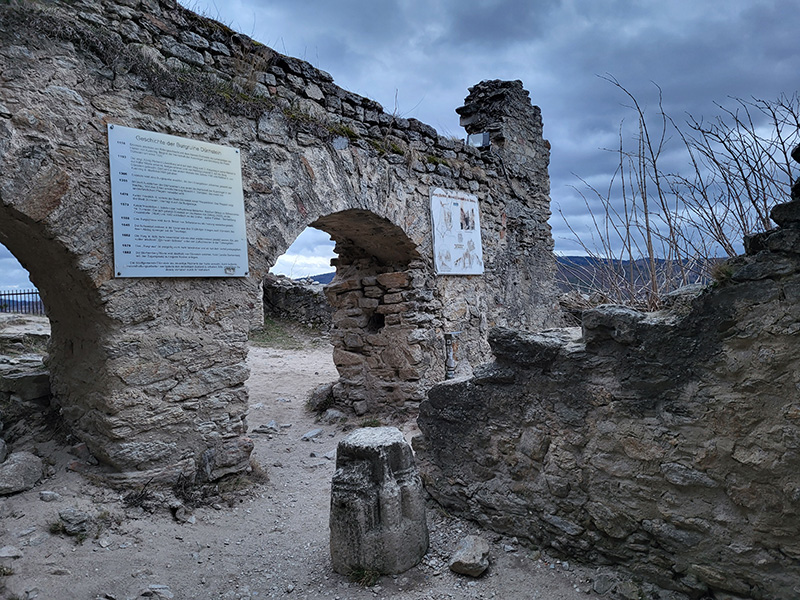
left=4, top=1, right=792, bottom=285
left=172, top=0, right=798, bottom=260
left=433, top=0, right=561, bottom=48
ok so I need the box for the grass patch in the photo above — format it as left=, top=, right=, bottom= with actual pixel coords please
left=349, top=567, right=381, bottom=587
left=360, top=418, right=382, bottom=428
left=711, top=261, right=735, bottom=283
left=249, top=316, right=306, bottom=350
left=282, top=104, right=317, bottom=125
left=369, top=139, right=405, bottom=156
left=249, top=316, right=328, bottom=350
left=48, top=521, right=65, bottom=535
left=328, top=123, right=360, bottom=141
left=426, top=154, right=448, bottom=166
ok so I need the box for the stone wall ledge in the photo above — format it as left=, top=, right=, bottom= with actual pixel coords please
left=419, top=197, right=800, bottom=600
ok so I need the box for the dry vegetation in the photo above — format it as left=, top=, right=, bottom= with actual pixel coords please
left=562, top=77, right=799, bottom=310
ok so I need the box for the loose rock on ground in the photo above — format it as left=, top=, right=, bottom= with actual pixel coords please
left=0, top=329, right=669, bottom=599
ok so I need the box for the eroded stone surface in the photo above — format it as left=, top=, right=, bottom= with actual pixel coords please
left=330, top=426, right=428, bottom=575
left=449, top=535, right=490, bottom=577
left=0, top=452, right=42, bottom=495
left=58, top=507, right=91, bottom=536
left=419, top=194, right=800, bottom=599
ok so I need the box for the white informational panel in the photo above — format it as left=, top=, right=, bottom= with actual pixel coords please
left=430, top=188, right=484, bottom=275
left=108, top=124, right=248, bottom=278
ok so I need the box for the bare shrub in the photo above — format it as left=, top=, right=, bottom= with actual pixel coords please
left=561, top=77, right=799, bottom=310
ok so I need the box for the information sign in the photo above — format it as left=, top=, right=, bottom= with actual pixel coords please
left=430, top=188, right=484, bottom=275
left=108, top=124, right=248, bottom=278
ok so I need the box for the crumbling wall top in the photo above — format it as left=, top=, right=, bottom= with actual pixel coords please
left=456, top=79, right=542, bottom=141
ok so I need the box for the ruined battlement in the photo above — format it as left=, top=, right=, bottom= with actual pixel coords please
left=0, top=0, right=560, bottom=480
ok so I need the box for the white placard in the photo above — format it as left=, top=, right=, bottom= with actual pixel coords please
left=108, top=124, right=248, bottom=278
left=430, top=188, right=484, bottom=275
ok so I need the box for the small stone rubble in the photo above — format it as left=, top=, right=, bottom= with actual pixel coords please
left=0, top=452, right=42, bottom=496
left=0, top=322, right=51, bottom=495
left=449, top=535, right=490, bottom=577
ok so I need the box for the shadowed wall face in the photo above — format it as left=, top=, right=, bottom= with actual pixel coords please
left=418, top=187, right=800, bottom=599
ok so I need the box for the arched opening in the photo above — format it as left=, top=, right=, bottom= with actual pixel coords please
left=0, top=241, right=46, bottom=331
left=0, top=240, right=53, bottom=459
left=271, top=227, right=336, bottom=280
left=259, top=209, right=438, bottom=418
left=0, top=207, right=93, bottom=476
left=0, top=201, right=118, bottom=462
left=0, top=245, right=35, bottom=291
left=260, top=227, right=337, bottom=331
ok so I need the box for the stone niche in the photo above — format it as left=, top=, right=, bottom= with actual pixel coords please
left=418, top=189, right=800, bottom=598
left=0, top=0, right=560, bottom=481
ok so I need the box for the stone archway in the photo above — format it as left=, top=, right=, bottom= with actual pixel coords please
left=1, top=0, right=561, bottom=482
left=307, top=209, right=436, bottom=414
left=0, top=196, right=126, bottom=469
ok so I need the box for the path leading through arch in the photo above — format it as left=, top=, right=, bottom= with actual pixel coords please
left=0, top=321, right=592, bottom=599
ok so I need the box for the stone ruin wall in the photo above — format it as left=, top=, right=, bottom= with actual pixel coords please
left=262, top=274, right=333, bottom=328
left=0, top=0, right=560, bottom=480
left=418, top=161, right=800, bottom=599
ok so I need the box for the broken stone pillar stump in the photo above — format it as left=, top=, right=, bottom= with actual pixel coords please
left=329, top=426, right=428, bottom=575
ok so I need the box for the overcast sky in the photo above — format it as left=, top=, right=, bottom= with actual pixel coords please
left=184, top=0, right=799, bottom=276
left=2, top=0, right=797, bottom=286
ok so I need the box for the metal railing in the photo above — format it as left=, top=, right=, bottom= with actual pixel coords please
left=0, top=289, right=45, bottom=315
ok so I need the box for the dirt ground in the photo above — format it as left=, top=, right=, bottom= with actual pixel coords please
left=0, top=318, right=610, bottom=600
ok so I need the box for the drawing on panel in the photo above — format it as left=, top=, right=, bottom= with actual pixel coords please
left=437, top=249, right=452, bottom=270
left=430, top=188, right=484, bottom=275
left=436, top=198, right=455, bottom=239
left=460, top=206, right=475, bottom=230
left=454, top=239, right=482, bottom=270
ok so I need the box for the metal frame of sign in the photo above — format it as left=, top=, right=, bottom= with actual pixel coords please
left=108, top=124, right=248, bottom=278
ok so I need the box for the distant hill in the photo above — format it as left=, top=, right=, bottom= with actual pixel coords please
left=296, top=258, right=713, bottom=295
left=300, top=272, right=335, bottom=284
left=556, top=255, right=714, bottom=294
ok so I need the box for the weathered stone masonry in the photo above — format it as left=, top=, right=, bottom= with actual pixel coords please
left=262, top=274, right=333, bottom=329
left=0, top=1, right=559, bottom=480
left=418, top=162, right=800, bottom=599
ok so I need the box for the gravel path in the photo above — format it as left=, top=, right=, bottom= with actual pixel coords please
left=0, top=337, right=602, bottom=599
